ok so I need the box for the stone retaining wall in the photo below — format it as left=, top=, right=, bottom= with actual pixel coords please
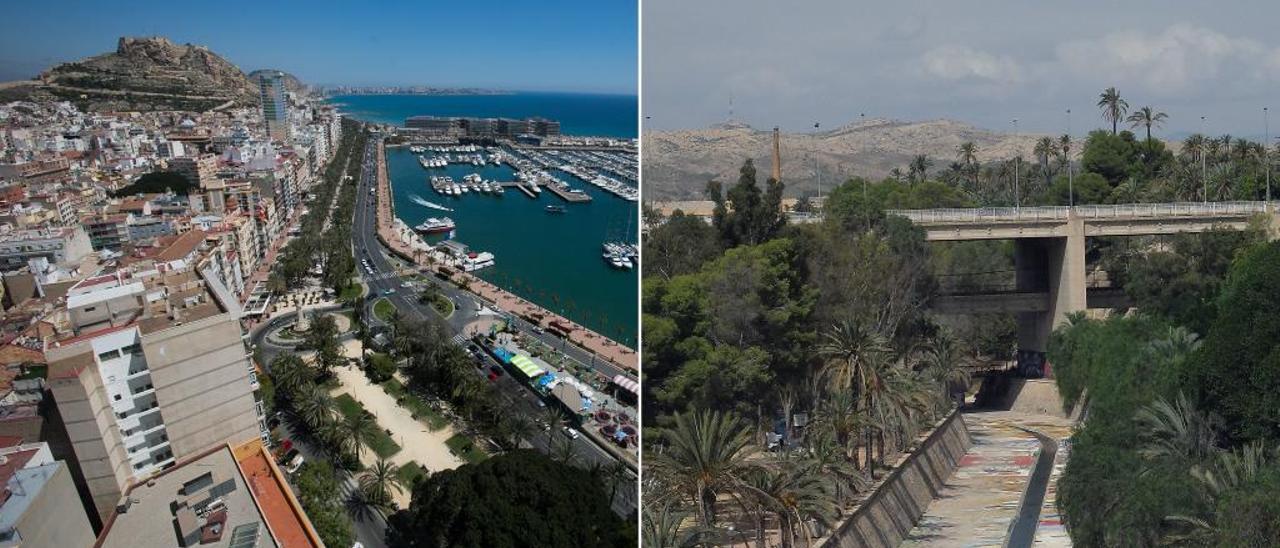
left=819, top=410, right=972, bottom=548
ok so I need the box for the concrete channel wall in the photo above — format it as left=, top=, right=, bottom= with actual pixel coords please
left=819, top=410, right=973, bottom=548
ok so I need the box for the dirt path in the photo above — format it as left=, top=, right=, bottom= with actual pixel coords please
left=330, top=340, right=464, bottom=509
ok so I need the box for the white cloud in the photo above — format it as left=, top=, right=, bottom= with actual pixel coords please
left=1055, top=24, right=1279, bottom=93
left=919, top=45, right=1024, bottom=85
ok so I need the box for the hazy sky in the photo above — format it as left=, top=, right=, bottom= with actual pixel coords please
left=643, top=0, right=1280, bottom=137
left=0, top=0, right=637, bottom=94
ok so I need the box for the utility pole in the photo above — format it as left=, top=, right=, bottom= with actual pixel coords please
left=1266, top=107, right=1271, bottom=203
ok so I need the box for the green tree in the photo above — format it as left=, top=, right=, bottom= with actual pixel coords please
left=295, top=461, right=354, bottom=548
left=386, top=450, right=632, bottom=547
left=642, top=210, right=722, bottom=281
left=706, top=159, right=785, bottom=248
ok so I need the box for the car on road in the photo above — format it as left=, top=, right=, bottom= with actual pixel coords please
left=382, top=289, right=395, bottom=296
left=487, top=371, right=498, bottom=381
left=489, top=365, right=504, bottom=377
left=278, top=448, right=299, bottom=466
left=562, top=426, right=581, bottom=440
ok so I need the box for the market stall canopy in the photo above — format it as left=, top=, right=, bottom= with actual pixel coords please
left=510, top=353, right=546, bottom=378
left=552, top=382, right=589, bottom=414
left=611, top=374, right=639, bottom=395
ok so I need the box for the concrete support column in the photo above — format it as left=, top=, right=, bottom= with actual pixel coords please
left=1014, top=216, right=1086, bottom=372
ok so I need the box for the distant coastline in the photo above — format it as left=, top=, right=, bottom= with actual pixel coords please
left=320, top=86, right=511, bottom=96
left=328, top=92, right=638, bottom=138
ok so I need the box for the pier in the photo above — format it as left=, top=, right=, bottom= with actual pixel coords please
left=507, top=182, right=538, bottom=198
left=543, top=183, right=593, bottom=202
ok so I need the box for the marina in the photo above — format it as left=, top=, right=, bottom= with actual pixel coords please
left=385, top=142, right=638, bottom=345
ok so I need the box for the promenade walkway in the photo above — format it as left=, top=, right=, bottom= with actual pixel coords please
left=902, top=411, right=1074, bottom=548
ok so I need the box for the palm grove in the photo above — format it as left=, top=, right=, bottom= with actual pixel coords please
left=641, top=86, right=1280, bottom=547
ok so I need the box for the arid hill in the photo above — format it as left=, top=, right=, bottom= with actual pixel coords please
left=643, top=118, right=1061, bottom=200
left=13, top=36, right=261, bottom=112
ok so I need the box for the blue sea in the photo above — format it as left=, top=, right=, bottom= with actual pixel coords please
left=329, top=92, right=638, bottom=138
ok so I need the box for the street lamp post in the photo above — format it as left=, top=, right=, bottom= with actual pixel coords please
left=1202, top=116, right=1208, bottom=203
left=1266, top=107, right=1271, bottom=203
left=1067, top=109, right=1073, bottom=207
left=813, top=122, right=822, bottom=207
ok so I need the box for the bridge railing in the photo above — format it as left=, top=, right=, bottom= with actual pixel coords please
left=888, top=201, right=1268, bottom=224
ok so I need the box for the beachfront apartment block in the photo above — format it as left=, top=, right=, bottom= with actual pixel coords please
left=44, top=260, right=266, bottom=522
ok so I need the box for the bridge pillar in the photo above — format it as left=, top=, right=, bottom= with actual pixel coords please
left=1014, top=216, right=1086, bottom=375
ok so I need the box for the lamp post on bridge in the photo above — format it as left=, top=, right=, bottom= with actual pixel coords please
left=1266, top=107, right=1271, bottom=204
left=1067, top=109, right=1073, bottom=208
left=1201, top=115, right=1208, bottom=204
left=1013, top=118, right=1020, bottom=211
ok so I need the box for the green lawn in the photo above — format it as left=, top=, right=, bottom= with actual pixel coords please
left=445, top=434, right=487, bottom=464
left=431, top=295, right=453, bottom=317
left=338, top=283, right=364, bottom=302
left=380, top=378, right=449, bottom=430
left=373, top=298, right=396, bottom=322
left=395, top=461, right=429, bottom=489
left=332, top=394, right=401, bottom=459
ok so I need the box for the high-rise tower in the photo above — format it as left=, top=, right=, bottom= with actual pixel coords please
left=258, top=72, right=289, bottom=142
left=771, top=126, right=782, bottom=182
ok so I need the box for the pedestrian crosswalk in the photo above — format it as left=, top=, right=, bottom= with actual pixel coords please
left=450, top=333, right=468, bottom=346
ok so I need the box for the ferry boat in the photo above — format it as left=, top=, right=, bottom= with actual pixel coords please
left=545, top=205, right=566, bottom=214
left=414, top=217, right=456, bottom=234
left=461, top=251, right=495, bottom=272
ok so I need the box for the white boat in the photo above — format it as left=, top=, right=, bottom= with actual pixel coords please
left=452, top=184, right=463, bottom=195
left=481, top=181, right=492, bottom=193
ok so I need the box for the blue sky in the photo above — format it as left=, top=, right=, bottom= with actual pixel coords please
left=0, top=0, right=637, bottom=94
left=645, top=0, right=1280, bottom=136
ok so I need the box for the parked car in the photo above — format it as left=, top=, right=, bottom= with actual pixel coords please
left=278, top=448, right=299, bottom=466
left=562, top=426, right=581, bottom=440
left=286, top=454, right=305, bottom=474
left=489, top=365, right=504, bottom=377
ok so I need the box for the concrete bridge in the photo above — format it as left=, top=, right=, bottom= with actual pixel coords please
left=890, top=201, right=1278, bottom=373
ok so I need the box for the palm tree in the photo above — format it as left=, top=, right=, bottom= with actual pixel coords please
left=540, top=407, right=567, bottom=445
left=921, top=331, right=973, bottom=412
left=806, top=430, right=869, bottom=503
left=956, top=142, right=979, bottom=188
left=907, top=154, right=932, bottom=184
left=296, top=384, right=335, bottom=432
left=1127, top=106, right=1169, bottom=146
left=503, top=414, right=537, bottom=450
left=1034, top=136, right=1056, bottom=190
left=742, top=462, right=838, bottom=548
left=359, top=458, right=403, bottom=511
left=641, top=502, right=719, bottom=548
left=1165, top=442, right=1276, bottom=545
left=271, top=353, right=311, bottom=398
left=342, top=410, right=378, bottom=460
left=1134, top=392, right=1221, bottom=464
left=648, top=409, right=757, bottom=527
left=818, top=320, right=889, bottom=393
left=1057, top=134, right=1072, bottom=172
left=1098, top=87, right=1129, bottom=135
left=602, top=460, right=632, bottom=504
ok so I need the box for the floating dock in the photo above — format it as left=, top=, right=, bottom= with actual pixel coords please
left=544, top=183, right=593, bottom=203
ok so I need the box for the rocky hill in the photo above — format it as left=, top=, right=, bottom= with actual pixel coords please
left=643, top=118, right=1058, bottom=200
left=28, top=36, right=260, bottom=112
